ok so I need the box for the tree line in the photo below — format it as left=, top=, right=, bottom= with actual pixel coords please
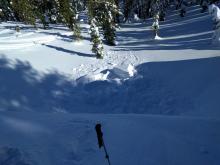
left=0, top=0, right=170, bottom=58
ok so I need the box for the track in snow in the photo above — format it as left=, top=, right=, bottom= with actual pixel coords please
left=0, top=29, right=55, bottom=50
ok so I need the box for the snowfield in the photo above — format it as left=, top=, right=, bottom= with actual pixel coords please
left=0, top=27, right=55, bottom=50
left=0, top=112, right=220, bottom=165
left=0, top=4, right=220, bottom=165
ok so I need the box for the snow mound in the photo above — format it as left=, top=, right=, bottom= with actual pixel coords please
left=73, top=50, right=139, bottom=85
left=76, top=71, right=110, bottom=85
left=76, top=64, right=136, bottom=85
left=154, top=34, right=163, bottom=40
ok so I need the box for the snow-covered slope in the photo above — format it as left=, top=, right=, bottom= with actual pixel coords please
left=0, top=4, right=220, bottom=165
left=0, top=112, right=220, bottom=165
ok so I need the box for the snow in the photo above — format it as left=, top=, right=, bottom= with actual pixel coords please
left=0, top=112, right=220, bottom=165
left=154, top=34, right=163, bottom=40
left=0, top=4, right=220, bottom=165
left=212, top=4, right=220, bottom=21
left=209, top=4, right=220, bottom=45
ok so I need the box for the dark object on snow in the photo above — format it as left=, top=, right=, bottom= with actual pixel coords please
left=201, top=5, right=208, bottom=12
left=95, top=123, right=111, bottom=165
left=180, top=9, right=186, bottom=17
left=95, top=123, right=103, bottom=148
left=15, top=25, right=20, bottom=32
left=159, top=11, right=166, bottom=21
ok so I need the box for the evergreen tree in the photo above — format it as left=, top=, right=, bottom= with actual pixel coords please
left=88, top=0, right=118, bottom=45
left=0, top=9, right=3, bottom=22
left=123, top=0, right=150, bottom=20
left=102, top=0, right=118, bottom=45
left=0, top=0, right=14, bottom=21
left=152, top=12, right=160, bottom=37
left=56, top=0, right=81, bottom=40
left=122, top=0, right=170, bottom=20
left=71, top=0, right=86, bottom=13
left=32, top=0, right=53, bottom=29
left=90, top=18, right=104, bottom=59
left=123, top=0, right=133, bottom=22
left=201, top=0, right=208, bottom=13
left=11, top=0, right=36, bottom=25
left=179, top=0, right=187, bottom=17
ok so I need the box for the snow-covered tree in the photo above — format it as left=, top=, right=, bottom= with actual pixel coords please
left=209, top=4, right=220, bottom=45
left=90, top=18, right=104, bottom=59
left=101, top=0, right=118, bottom=45
left=93, top=0, right=119, bottom=45
left=152, top=12, right=160, bottom=38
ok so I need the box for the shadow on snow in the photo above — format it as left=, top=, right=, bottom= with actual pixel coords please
left=1, top=55, right=220, bottom=115
left=117, top=10, right=219, bottom=50
left=42, top=44, right=94, bottom=58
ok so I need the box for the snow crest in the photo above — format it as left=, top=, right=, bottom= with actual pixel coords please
left=73, top=50, right=139, bottom=85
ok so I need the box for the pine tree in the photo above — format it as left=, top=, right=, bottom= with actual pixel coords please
left=152, top=12, right=160, bottom=37
left=0, top=7, right=3, bottom=21
left=11, top=0, right=36, bottom=25
left=102, top=0, right=118, bottom=46
left=89, top=0, right=118, bottom=46
left=123, top=0, right=133, bottom=22
left=56, top=0, right=81, bottom=40
left=32, top=0, right=52, bottom=29
left=0, top=0, right=14, bottom=21
left=90, top=18, right=104, bottom=59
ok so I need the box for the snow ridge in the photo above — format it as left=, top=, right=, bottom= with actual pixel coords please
left=73, top=50, right=139, bottom=84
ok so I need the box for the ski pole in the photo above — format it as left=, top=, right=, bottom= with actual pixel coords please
left=103, top=139, right=111, bottom=165
left=95, top=123, right=111, bottom=165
